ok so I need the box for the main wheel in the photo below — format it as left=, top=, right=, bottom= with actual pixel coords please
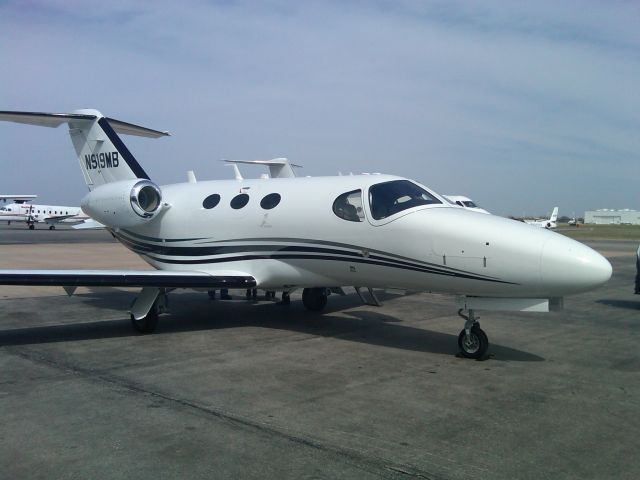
left=457, top=325, right=489, bottom=359
left=130, top=307, right=159, bottom=333
left=28, top=224, right=35, bottom=230
left=302, top=288, right=328, bottom=312
left=49, top=225, right=55, bottom=230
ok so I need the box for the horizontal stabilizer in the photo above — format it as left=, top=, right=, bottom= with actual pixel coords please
left=0, top=111, right=96, bottom=128
left=0, top=111, right=170, bottom=138
left=0, top=269, right=256, bottom=289
left=0, top=194, right=38, bottom=202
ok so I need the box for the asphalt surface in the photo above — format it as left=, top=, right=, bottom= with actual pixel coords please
left=0, top=226, right=639, bottom=479
left=0, top=224, right=115, bottom=244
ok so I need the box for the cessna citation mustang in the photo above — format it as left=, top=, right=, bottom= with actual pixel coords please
left=0, top=110, right=612, bottom=359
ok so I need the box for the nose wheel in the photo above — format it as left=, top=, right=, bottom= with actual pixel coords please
left=457, top=309, right=489, bottom=359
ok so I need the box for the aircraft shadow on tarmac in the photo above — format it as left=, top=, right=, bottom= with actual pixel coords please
left=0, top=291, right=544, bottom=362
left=596, top=299, right=640, bottom=310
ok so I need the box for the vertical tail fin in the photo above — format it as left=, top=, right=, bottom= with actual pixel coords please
left=0, top=109, right=169, bottom=190
left=550, top=207, right=559, bottom=222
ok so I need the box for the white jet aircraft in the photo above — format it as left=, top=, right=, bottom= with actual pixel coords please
left=0, top=110, right=612, bottom=359
left=443, top=195, right=490, bottom=214
left=525, top=207, right=559, bottom=229
left=0, top=199, right=88, bottom=229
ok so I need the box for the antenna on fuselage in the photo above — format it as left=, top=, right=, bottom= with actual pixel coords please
left=222, top=161, right=243, bottom=180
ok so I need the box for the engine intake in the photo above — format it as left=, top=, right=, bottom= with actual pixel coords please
left=81, top=179, right=163, bottom=228
left=131, top=181, right=162, bottom=218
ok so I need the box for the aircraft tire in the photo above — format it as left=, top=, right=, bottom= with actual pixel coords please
left=130, top=307, right=159, bottom=334
left=302, top=287, right=328, bottom=312
left=457, top=325, right=489, bottom=359
left=49, top=225, right=55, bottom=230
left=29, top=224, right=35, bottom=230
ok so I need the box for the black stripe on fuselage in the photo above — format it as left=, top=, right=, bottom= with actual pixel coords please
left=140, top=252, right=514, bottom=284
left=111, top=232, right=514, bottom=285
left=114, top=231, right=500, bottom=280
left=98, top=118, right=150, bottom=179
left=120, top=228, right=207, bottom=244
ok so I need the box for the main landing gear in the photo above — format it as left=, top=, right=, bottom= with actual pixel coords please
left=28, top=224, right=35, bottom=230
left=49, top=225, right=55, bottom=230
left=130, top=304, right=159, bottom=333
left=130, top=289, right=168, bottom=334
left=302, top=287, right=328, bottom=312
left=457, top=309, right=489, bottom=359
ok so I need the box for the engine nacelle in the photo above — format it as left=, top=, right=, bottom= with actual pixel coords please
left=81, top=179, right=163, bottom=228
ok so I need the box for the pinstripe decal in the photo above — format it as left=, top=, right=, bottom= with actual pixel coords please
left=112, top=231, right=516, bottom=285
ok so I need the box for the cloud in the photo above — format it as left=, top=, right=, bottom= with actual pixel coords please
left=1, top=0, right=638, bottom=215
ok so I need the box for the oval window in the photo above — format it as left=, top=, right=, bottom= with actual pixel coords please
left=333, top=190, right=364, bottom=222
left=260, top=193, right=281, bottom=210
left=202, top=194, right=221, bottom=209
left=230, top=193, right=250, bottom=209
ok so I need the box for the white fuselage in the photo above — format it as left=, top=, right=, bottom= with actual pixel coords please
left=0, top=203, right=85, bottom=224
left=104, top=174, right=610, bottom=298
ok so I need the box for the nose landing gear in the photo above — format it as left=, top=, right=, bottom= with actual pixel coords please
left=457, top=309, right=489, bottom=359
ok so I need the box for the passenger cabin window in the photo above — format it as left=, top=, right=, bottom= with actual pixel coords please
left=202, top=194, right=221, bottom=209
left=333, top=190, right=364, bottom=222
left=260, top=193, right=281, bottom=210
left=369, top=180, right=440, bottom=220
left=230, top=193, right=249, bottom=209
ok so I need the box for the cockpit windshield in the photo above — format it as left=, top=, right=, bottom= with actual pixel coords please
left=369, top=180, right=441, bottom=220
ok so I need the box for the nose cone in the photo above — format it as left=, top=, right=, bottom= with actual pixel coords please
left=540, top=235, right=612, bottom=294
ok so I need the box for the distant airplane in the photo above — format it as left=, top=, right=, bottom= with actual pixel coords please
left=524, top=207, right=559, bottom=229
left=444, top=195, right=490, bottom=214
left=0, top=197, right=88, bottom=229
left=1, top=194, right=37, bottom=203
left=0, top=109, right=612, bottom=359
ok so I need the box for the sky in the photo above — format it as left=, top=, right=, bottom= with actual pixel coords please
left=1, top=0, right=638, bottom=217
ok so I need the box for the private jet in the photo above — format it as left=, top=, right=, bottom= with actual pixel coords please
left=525, top=207, right=559, bottom=229
left=0, top=110, right=612, bottom=359
left=443, top=195, right=490, bottom=214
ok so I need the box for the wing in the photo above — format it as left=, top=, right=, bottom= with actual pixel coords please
left=42, top=214, right=78, bottom=223
left=0, top=269, right=256, bottom=289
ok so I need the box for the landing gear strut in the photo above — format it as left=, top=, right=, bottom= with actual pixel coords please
left=130, top=303, right=159, bottom=333
left=302, top=287, right=328, bottom=312
left=457, top=309, right=489, bottom=359
left=130, top=289, right=168, bottom=334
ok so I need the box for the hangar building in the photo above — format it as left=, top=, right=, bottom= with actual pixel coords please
left=584, top=209, right=640, bottom=225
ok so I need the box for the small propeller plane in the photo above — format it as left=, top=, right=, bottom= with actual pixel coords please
left=0, top=110, right=612, bottom=358
left=0, top=198, right=88, bottom=229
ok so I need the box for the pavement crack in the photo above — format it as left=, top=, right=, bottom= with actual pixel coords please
left=8, top=347, right=454, bottom=480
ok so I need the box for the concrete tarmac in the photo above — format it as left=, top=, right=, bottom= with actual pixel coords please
left=0, top=225, right=639, bottom=479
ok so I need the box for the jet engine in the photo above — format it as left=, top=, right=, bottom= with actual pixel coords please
left=81, top=179, right=163, bottom=228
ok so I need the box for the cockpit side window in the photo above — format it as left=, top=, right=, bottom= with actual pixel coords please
left=463, top=201, right=478, bottom=208
left=333, top=190, right=365, bottom=222
left=369, top=180, right=441, bottom=220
